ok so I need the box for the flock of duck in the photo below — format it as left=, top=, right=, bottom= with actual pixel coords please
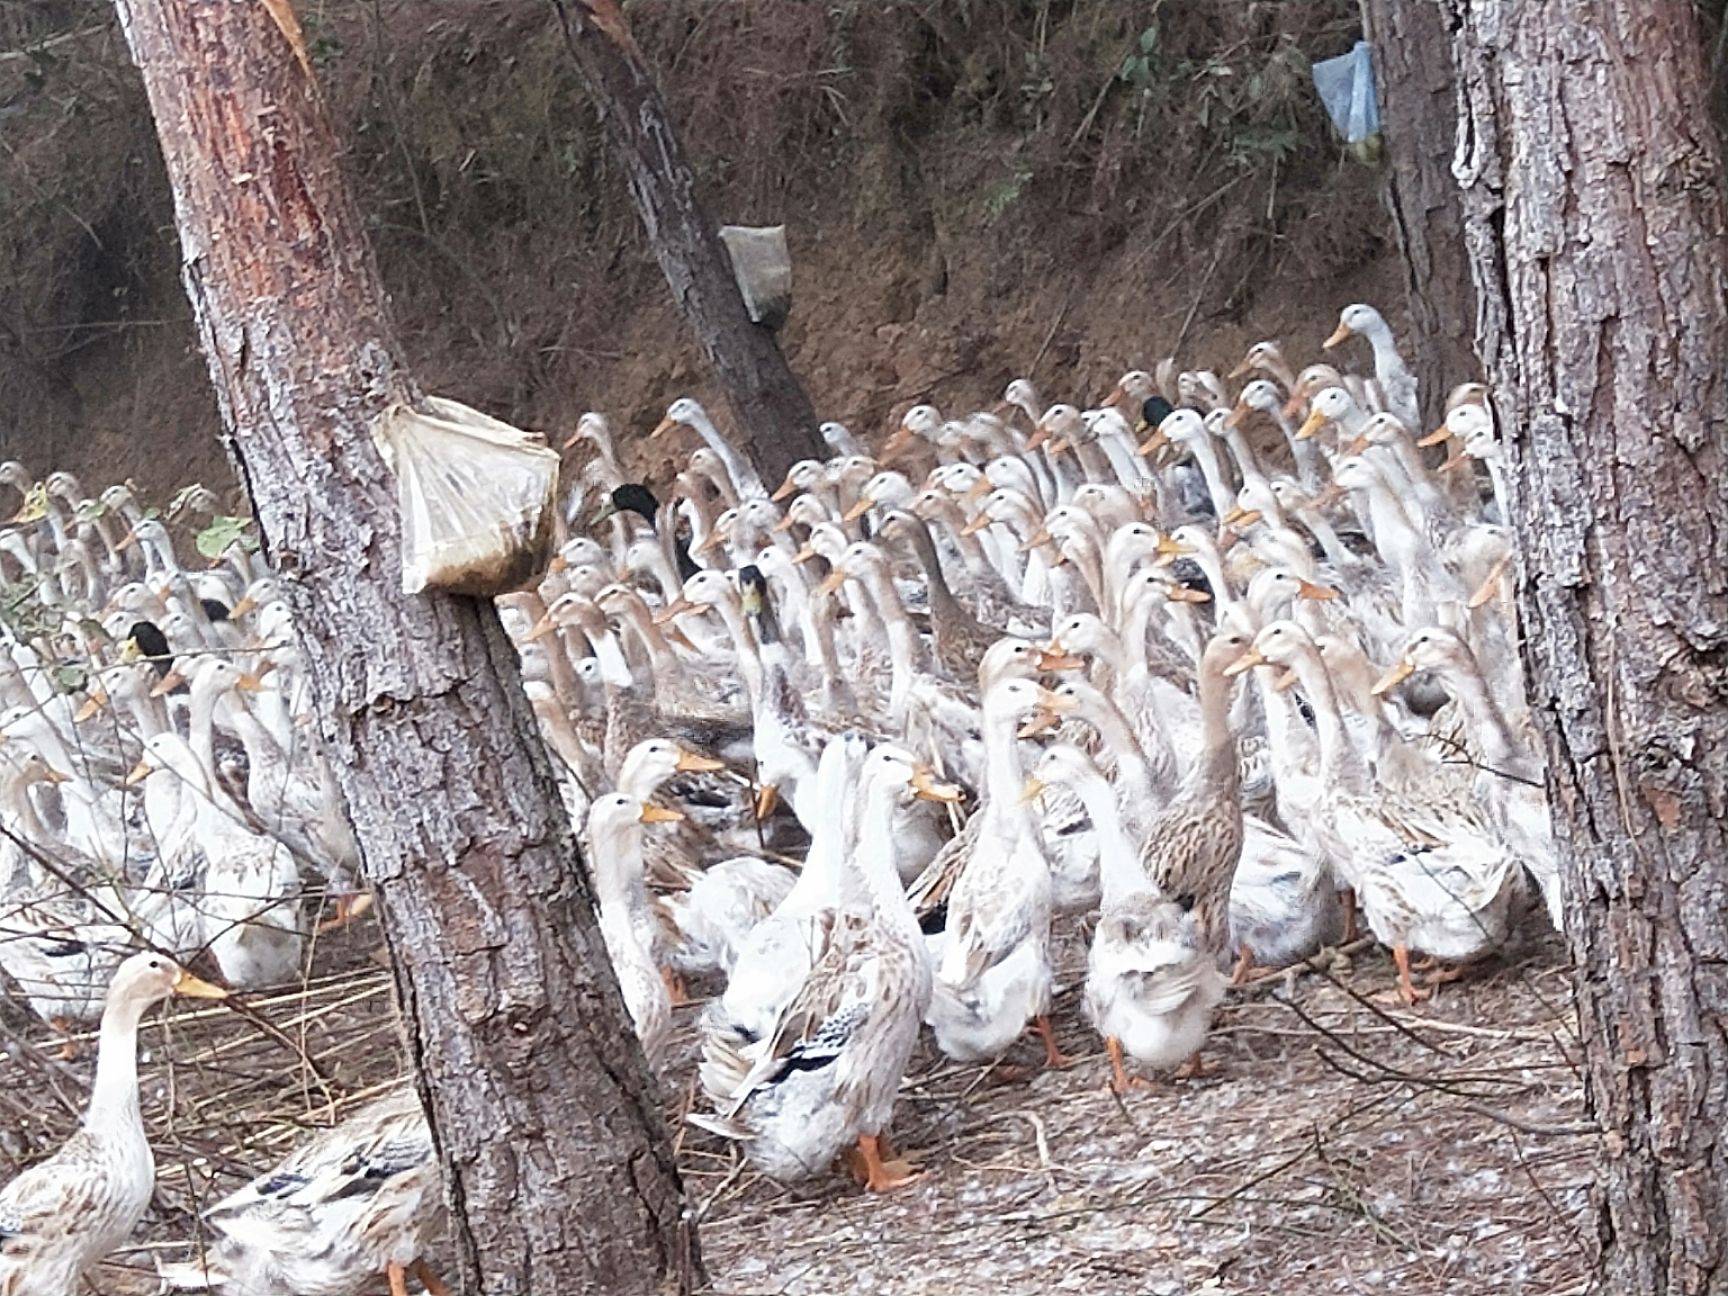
left=0, top=301, right=1556, bottom=1294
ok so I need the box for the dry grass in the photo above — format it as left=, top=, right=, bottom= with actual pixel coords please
left=1, top=916, right=1593, bottom=1296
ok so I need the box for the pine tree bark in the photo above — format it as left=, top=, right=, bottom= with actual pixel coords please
left=1448, top=1, right=1728, bottom=1291
left=548, top=0, right=823, bottom=483
left=1357, top=0, right=1479, bottom=425
left=109, top=3, right=701, bottom=1292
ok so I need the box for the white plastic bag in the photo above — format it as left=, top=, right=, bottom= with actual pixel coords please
left=373, top=395, right=560, bottom=597
left=719, top=224, right=792, bottom=330
left=1312, top=41, right=1380, bottom=144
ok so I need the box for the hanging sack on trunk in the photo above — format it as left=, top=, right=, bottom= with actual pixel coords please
left=373, top=396, right=560, bottom=596
left=719, top=224, right=793, bottom=330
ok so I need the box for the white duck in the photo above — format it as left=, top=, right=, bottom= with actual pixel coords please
left=0, top=953, right=226, bottom=1296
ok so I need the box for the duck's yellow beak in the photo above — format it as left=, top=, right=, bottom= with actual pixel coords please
left=123, top=759, right=152, bottom=788
left=754, top=783, right=780, bottom=820
left=653, top=597, right=696, bottom=626
left=911, top=767, right=965, bottom=804
left=173, top=970, right=230, bottom=1000
left=675, top=748, right=727, bottom=773
left=1370, top=658, right=1416, bottom=696
left=148, top=671, right=186, bottom=699
left=1323, top=321, right=1353, bottom=349
left=74, top=690, right=108, bottom=723
left=1296, top=579, right=1338, bottom=602
left=1017, top=527, right=1053, bottom=555
left=842, top=496, right=875, bottom=523
left=639, top=802, right=686, bottom=825
left=1417, top=425, right=1451, bottom=448
left=1153, top=535, right=1191, bottom=564
left=1296, top=410, right=1329, bottom=440
left=1223, top=647, right=1267, bottom=678
left=650, top=415, right=680, bottom=439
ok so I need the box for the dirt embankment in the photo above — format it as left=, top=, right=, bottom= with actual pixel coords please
left=0, top=0, right=1396, bottom=504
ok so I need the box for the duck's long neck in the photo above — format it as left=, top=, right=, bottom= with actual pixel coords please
left=792, top=747, right=858, bottom=907
left=592, top=821, right=650, bottom=918
left=1063, top=532, right=1107, bottom=616
left=1298, top=507, right=1357, bottom=570
left=186, top=683, right=225, bottom=792
left=1082, top=694, right=1160, bottom=810
left=1358, top=481, right=1422, bottom=574
left=1290, top=650, right=1369, bottom=793
left=0, top=772, right=49, bottom=841
left=1188, top=436, right=1236, bottom=518
left=1191, top=659, right=1240, bottom=801
left=855, top=777, right=922, bottom=941
left=980, top=703, right=1032, bottom=834
left=692, top=412, right=768, bottom=500
left=1069, top=768, right=1147, bottom=908
left=1222, top=430, right=1266, bottom=491
left=87, top=994, right=150, bottom=1130
left=1363, top=321, right=1412, bottom=385
left=861, top=568, right=923, bottom=723
left=905, top=520, right=963, bottom=623
left=1441, top=659, right=1529, bottom=774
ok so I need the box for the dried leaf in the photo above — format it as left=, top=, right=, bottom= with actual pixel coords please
left=1644, top=785, right=1682, bottom=830
left=261, top=0, right=312, bottom=78
left=579, top=0, right=640, bottom=55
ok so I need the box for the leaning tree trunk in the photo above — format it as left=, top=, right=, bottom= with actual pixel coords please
left=1357, top=0, right=1479, bottom=425
left=1449, top=1, right=1728, bottom=1292
left=549, top=0, right=823, bottom=483
left=110, top=3, right=701, bottom=1293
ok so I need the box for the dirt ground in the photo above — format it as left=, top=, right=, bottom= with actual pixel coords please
left=2, top=916, right=1593, bottom=1296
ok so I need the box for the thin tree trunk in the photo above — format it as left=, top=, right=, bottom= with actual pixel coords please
left=549, top=0, right=823, bottom=483
left=1357, top=0, right=1479, bottom=426
left=110, top=3, right=701, bottom=1292
left=1449, top=1, right=1728, bottom=1291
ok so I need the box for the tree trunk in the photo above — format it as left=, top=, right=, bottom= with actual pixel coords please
left=549, top=0, right=823, bottom=483
left=110, top=3, right=701, bottom=1293
left=1449, top=1, right=1728, bottom=1291
left=1357, top=0, right=1479, bottom=426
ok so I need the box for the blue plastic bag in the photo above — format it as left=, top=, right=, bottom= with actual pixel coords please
left=1312, top=40, right=1380, bottom=144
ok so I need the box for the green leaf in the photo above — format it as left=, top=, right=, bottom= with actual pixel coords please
left=195, top=514, right=258, bottom=559
left=51, top=662, right=87, bottom=696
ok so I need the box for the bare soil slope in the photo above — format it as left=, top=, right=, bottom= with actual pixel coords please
left=0, top=0, right=1403, bottom=500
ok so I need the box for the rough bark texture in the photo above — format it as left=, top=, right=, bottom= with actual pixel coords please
left=1449, top=1, right=1728, bottom=1291
left=110, top=3, right=701, bottom=1292
left=550, top=0, right=823, bottom=483
left=1357, top=0, right=1479, bottom=424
